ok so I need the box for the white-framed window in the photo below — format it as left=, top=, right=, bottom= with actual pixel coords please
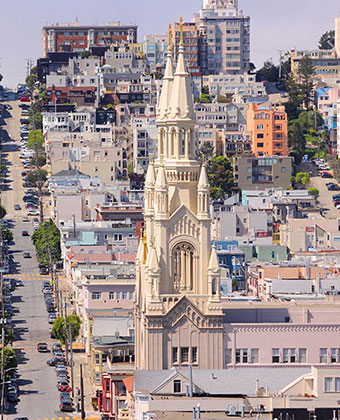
left=320, top=348, right=328, bottom=363
left=129, top=291, right=134, bottom=299
left=272, top=348, right=280, bottom=363
left=335, top=378, right=340, bottom=391
left=109, top=292, right=114, bottom=300
left=298, top=348, right=307, bottom=363
left=173, top=380, right=181, bottom=393
left=180, top=347, right=189, bottom=363
left=236, top=348, right=248, bottom=363
left=325, top=377, right=333, bottom=392
left=116, top=292, right=120, bottom=300
left=250, top=348, right=259, bottom=364
left=331, top=348, right=340, bottom=363
left=92, top=292, right=101, bottom=300
left=122, top=292, right=127, bottom=300
left=95, top=353, right=100, bottom=365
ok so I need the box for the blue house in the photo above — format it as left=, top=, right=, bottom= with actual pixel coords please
left=213, top=240, right=246, bottom=291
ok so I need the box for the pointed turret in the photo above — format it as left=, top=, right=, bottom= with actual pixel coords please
left=208, top=244, right=220, bottom=272
left=197, top=164, right=210, bottom=218
left=198, top=164, right=209, bottom=189
left=155, top=164, right=168, bottom=218
left=149, top=246, right=160, bottom=273
left=168, top=17, right=195, bottom=121
left=145, top=156, right=156, bottom=187
left=136, top=234, right=144, bottom=263
left=208, top=243, right=221, bottom=301
left=157, top=24, right=174, bottom=121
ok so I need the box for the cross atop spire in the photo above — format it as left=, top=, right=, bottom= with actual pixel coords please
left=179, top=16, right=184, bottom=47
left=168, top=23, right=172, bottom=52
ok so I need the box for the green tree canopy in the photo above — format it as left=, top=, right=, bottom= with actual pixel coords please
left=25, top=66, right=38, bottom=92
left=2, top=228, right=13, bottom=244
left=27, top=130, right=44, bottom=150
left=208, top=156, right=236, bottom=200
left=0, top=348, right=17, bottom=379
left=257, top=60, right=279, bottom=82
left=309, top=187, right=319, bottom=198
left=197, top=142, right=215, bottom=170
left=319, top=30, right=335, bottom=50
left=26, top=169, right=47, bottom=190
left=30, top=155, right=46, bottom=169
left=289, top=122, right=306, bottom=164
left=52, top=314, right=82, bottom=345
left=0, top=204, right=7, bottom=219
left=31, top=219, right=61, bottom=265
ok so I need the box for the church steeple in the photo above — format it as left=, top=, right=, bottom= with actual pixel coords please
left=157, top=24, right=174, bottom=122
left=154, top=163, right=168, bottom=218
left=168, top=16, right=195, bottom=122
left=197, top=164, right=210, bottom=219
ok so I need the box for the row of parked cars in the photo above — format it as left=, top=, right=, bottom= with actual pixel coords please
left=2, top=277, right=24, bottom=406
left=312, top=158, right=334, bottom=178
left=41, top=281, right=73, bottom=412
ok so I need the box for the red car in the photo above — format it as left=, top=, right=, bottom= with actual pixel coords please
left=19, top=96, right=30, bottom=102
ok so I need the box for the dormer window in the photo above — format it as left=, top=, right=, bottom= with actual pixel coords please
left=173, top=380, right=181, bottom=393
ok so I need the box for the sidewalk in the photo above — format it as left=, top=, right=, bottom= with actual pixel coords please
left=71, top=352, right=97, bottom=414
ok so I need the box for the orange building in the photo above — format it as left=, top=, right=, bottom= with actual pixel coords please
left=246, top=103, right=288, bottom=157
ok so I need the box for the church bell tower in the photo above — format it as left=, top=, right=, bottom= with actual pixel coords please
left=135, top=19, right=224, bottom=371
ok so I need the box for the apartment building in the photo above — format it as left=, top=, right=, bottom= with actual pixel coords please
left=104, top=45, right=146, bottom=73
left=42, top=22, right=137, bottom=57
left=44, top=85, right=97, bottom=106
left=234, top=156, right=294, bottom=190
left=203, top=73, right=267, bottom=102
left=143, top=34, right=168, bottom=70
left=247, top=103, right=288, bottom=157
left=172, top=21, right=200, bottom=70
left=195, top=0, right=250, bottom=74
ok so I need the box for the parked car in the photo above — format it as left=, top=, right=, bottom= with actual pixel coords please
left=23, top=252, right=31, bottom=258
left=52, top=343, right=63, bottom=353
left=7, top=387, right=18, bottom=402
left=21, top=230, right=29, bottom=237
left=37, top=342, right=49, bottom=352
left=14, top=204, right=21, bottom=211
left=19, top=97, right=30, bottom=102
left=321, top=172, right=333, bottom=178
left=329, top=184, right=340, bottom=191
left=60, top=400, right=73, bottom=412
left=48, top=313, right=57, bottom=324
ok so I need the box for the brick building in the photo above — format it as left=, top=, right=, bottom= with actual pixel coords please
left=42, top=23, right=137, bottom=57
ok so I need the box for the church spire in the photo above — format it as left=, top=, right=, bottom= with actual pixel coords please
left=157, top=24, right=174, bottom=121
left=154, top=163, right=168, bottom=218
left=197, top=164, right=210, bottom=218
left=168, top=16, right=195, bottom=121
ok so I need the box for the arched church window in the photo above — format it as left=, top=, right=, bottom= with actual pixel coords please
left=172, top=242, right=195, bottom=292
left=170, top=128, right=175, bottom=156
left=212, top=278, right=217, bottom=295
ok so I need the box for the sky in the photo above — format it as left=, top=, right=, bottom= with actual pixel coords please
left=0, top=0, right=339, bottom=88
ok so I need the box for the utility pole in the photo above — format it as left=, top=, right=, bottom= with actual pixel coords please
left=80, top=364, right=85, bottom=420
left=278, top=50, right=284, bottom=81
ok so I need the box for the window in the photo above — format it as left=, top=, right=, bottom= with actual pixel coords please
left=325, top=377, right=333, bottom=392
left=129, top=291, right=134, bottom=299
left=173, top=380, right=181, bottom=393
left=109, top=292, right=114, bottom=300
left=172, top=347, right=178, bottom=364
left=257, top=124, right=264, bottom=130
left=116, top=292, right=120, bottom=300
left=95, top=373, right=100, bottom=384
left=180, top=347, right=189, bottom=363
left=272, top=348, right=280, bottom=363
left=298, top=348, right=307, bottom=363
left=106, top=380, right=110, bottom=392
left=331, top=348, right=340, bottom=363
left=92, top=292, right=101, bottom=300
left=122, top=292, right=127, bottom=300
left=257, top=133, right=264, bottom=139
left=250, top=348, right=259, bottom=364
left=191, top=347, right=198, bottom=363
left=281, top=167, right=286, bottom=173
left=335, top=378, right=340, bottom=391
left=225, top=349, right=232, bottom=365
left=236, top=349, right=248, bottom=363
left=95, top=353, right=100, bottom=365
left=257, top=143, right=264, bottom=148
left=320, top=348, right=328, bottom=363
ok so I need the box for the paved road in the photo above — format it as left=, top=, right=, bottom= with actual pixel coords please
left=1, top=102, right=76, bottom=420
left=300, top=161, right=340, bottom=218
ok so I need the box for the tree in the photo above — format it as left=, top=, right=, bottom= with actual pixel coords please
left=297, top=56, right=315, bottom=110
left=257, top=60, right=279, bottom=82
left=26, top=169, right=47, bottom=190
left=289, top=122, right=306, bottom=163
left=198, top=86, right=210, bottom=103
left=208, top=156, right=236, bottom=200
left=30, top=155, right=46, bottom=169
left=197, top=142, right=215, bottom=171
left=1, top=326, right=16, bottom=346
left=0, top=348, right=17, bottom=379
left=319, top=30, right=335, bottom=50
left=27, top=130, right=44, bottom=150
left=2, top=228, right=13, bottom=244
left=129, top=172, right=145, bottom=190
left=32, top=219, right=61, bottom=266
left=309, top=187, right=319, bottom=199
left=0, top=204, right=7, bottom=219
left=52, top=314, right=82, bottom=345
left=25, top=66, right=38, bottom=92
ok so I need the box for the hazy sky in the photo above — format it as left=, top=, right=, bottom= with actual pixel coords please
left=0, top=0, right=339, bottom=88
